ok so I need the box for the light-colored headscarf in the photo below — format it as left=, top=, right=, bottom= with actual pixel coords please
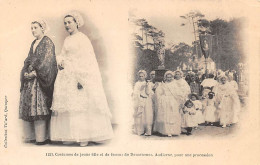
left=65, top=11, right=84, bottom=28
left=173, top=70, right=183, bottom=78
left=32, top=19, right=49, bottom=33
left=164, top=70, right=174, bottom=80
left=138, top=70, right=147, bottom=78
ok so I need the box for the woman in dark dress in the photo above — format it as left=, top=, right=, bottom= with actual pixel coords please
left=19, top=20, right=57, bottom=145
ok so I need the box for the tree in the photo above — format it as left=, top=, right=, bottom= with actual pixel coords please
left=129, top=15, right=166, bottom=81
left=165, top=42, right=193, bottom=71
left=180, top=11, right=205, bottom=56
left=132, top=33, right=143, bottom=48
left=208, top=18, right=245, bottom=70
left=181, top=14, right=246, bottom=71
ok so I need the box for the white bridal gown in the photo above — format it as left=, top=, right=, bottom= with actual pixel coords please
left=50, top=32, right=113, bottom=142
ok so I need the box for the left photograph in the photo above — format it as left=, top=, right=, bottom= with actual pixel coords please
left=18, top=11, right=116, bottom=147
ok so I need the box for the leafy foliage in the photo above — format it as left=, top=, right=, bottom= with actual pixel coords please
left=132, top=47, right=160, bottom=82
left=130, top=11, right=246, bottom=79
left=208, top=18, right=245, bottom=70
left=165, top=43, right=193, bottom=71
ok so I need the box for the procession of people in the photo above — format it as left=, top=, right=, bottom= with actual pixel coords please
left=132, top=68, right=242, bottom=137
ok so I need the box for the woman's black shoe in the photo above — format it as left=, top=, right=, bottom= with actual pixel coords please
left=35, top=139, right=50, bottom=145
left=186, top=132, right=192, bottom=136
left=24, top=140, right=36, bottom=143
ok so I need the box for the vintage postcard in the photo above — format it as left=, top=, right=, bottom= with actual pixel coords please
left=0, top=0, right=259, bottom=164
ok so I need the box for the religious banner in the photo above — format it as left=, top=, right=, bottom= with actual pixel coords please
left=199, top=34, right=213, bottom=59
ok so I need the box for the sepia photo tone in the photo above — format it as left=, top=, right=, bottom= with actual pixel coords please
left=0, top=2, right=129, bottom=150
left=129, top=9, right=249, bottom=139
left=18, top=11, right=115, bottom=147
left=0, top=0, right=259, bottom=164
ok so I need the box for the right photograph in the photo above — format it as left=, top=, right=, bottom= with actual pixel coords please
left=129, top=9, right=249, bottom=139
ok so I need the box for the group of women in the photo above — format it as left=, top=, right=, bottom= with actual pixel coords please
left=19, top=10, right=241, bottom=143
left=132, top=69, right=241, bottom=137
left=19, top=11, right=113, bottom=146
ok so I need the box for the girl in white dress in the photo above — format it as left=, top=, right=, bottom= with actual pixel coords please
left=181, top=100, right=197, bottom=135
left=203, top=92, right=218, bottom=125
left=189, top=94, right=204, bottom=128
left=50, top=11, right=113, bottom=146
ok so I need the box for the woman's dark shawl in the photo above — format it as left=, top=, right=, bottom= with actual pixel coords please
left=20, top=36, right=58, bottom=108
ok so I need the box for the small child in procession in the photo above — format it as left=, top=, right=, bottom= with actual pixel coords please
left=181, top=100, right=197, bottom=135
left=203, top=92, right=218, bottom=126
left=189, top=93, right=204, bottom=129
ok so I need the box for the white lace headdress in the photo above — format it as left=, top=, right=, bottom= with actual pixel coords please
left=65, top=11, right=84, bottom=28
left=32, top=19, right=49, bottom=33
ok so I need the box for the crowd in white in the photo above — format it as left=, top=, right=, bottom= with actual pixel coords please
left=132, top=69, right=241, bottom=136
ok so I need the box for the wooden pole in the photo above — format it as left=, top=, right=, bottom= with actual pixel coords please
left=191, top=17, right=199, bottom=57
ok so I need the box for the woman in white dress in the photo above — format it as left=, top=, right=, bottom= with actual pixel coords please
left=153, top=71, right=184, bottom=137
left=132, top=70, right=154, bottom=136
left=50, top=11, right=113, bottom=146
left=173, top=70, right=191, bottom=106
left=214, top=75, right=240, bottom=128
